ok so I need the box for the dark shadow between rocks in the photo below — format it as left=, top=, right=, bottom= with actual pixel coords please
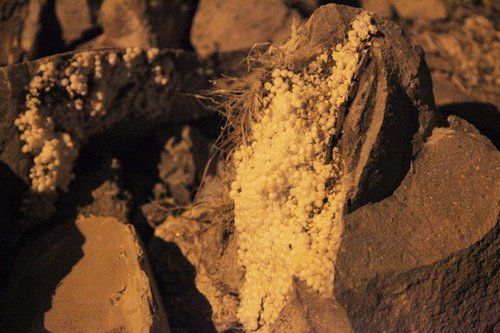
left=0, top=162, right=26, bottom=304
left=148, top=236, right=216, bottom=333
left=0, top=222, right=84, bottom=333
left=439, top=102, right=499, bottom=148
left=34, top=0, right=65, bottom=59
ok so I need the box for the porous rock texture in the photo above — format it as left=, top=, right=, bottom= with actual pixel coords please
left=0, top=48, right=208, bottom=222
left=289, top=5, right=438, bottom=210
left=1, top=215, right=169, bottom=333
left=191, top=0, right=303, bottom=58
left=151, top=4, right=443, bottom=332
left=78, top=166, right=132, bottom=223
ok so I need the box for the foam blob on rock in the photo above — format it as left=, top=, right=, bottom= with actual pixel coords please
left=15, top=48, right=175, bottom=218
left=229, top=11, right=377, bottom=332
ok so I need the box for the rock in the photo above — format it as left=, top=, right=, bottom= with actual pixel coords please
left=157, top=126, right=209, bottom=205
left=0, top=48, right=209, bottom=221
left=271, top=280, right=354, bottom=333
left=140, top=125, right=211, bottom=228
left=285, top=0, right=322, bottom=16
left=1, top=215, right=170, bottom=333
left=0, top=1, right=64, bottom=65
left=141, top=198, right=178, bottom=228
left=392, top=0, right=447, bottom=21
left=283, top=4, right=438, bottom=209
left=439, top=103, right=499, bottom=148
left=361, top=0, right=447, bottom=20
left=153, top=163, right=240, bottom=332
left=85, top=0, right=196, bottom=50
left=55, top=0, right=101, bottom=47
left=334, top=117, right=499, bottom=332
left=155, top=4, right=441, bottom=331
left=361, top=0, right=392, bottom=17
left=360, top=2, right=500, bottom=147
left=80, top=179, right=132, bottom=222
left=148, top=236, right=217, bottom=333
left=191, top=0, right=302, bottom=58
left=336, top=222, right=499, bottom=333
left=408, top=7, right=499, bottom=108
left=0, top=0, right=38, bottom=65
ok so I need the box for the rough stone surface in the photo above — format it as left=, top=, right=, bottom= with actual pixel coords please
left=0, top=0, right=64, bottom=66
left=0, top=48, right=208, bottom=190
left=337, top=222, right=499, bottom=333
left=392, top=0, right=447, bottom=20
left=191, top=0, right=302, bottom=58
left=271, top=280, right=354, bottom=333
left=440, top=102, right=499, bottom=148
left=55, top=0, right=101, bottom=47
left=154, top=4, right=443, bottom=331
left=412, top=8, right=499, bottom=108
left=84, top=0, right=196, bottom=50
left=148, top=236, right=218, bottom=333
left=0, top=0, right=36, bottom=65
left=360, top=1, right=500, bottom=148
left=362, top=1, right=499, bottom=110
left=153, top=163, right=241, bottom=332
left=335, top=117, right=499, bottom=332
left=156, top=126, right=209, bottom=205
left=284, top=4, right=439, bottom=210
left=80, top=179, right=132, bottom=223
left=1, top=215, right=170, bottom=333
left=361, top=0, right=392, bottom=17
left=362, top=0, right=447, bottom=20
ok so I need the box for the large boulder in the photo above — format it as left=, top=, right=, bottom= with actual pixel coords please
left=277, top=3, right=438, bottom=210
left=1, top=215, right=170, bottom=333
left=191, top=0, right=303, bottom=58
left=152, top=4, right=442, bottom=332
left=335, top=116, right=499, bottom=332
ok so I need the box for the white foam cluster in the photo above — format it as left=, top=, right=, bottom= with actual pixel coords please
left=229, top=12, right=376, bottom=332
left=15, top=48, right=173, bottom=195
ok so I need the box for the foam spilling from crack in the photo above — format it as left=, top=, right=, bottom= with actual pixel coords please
left=229, top=12, right=376, bottom=332
left=15, top=47, right=173, bottom=219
